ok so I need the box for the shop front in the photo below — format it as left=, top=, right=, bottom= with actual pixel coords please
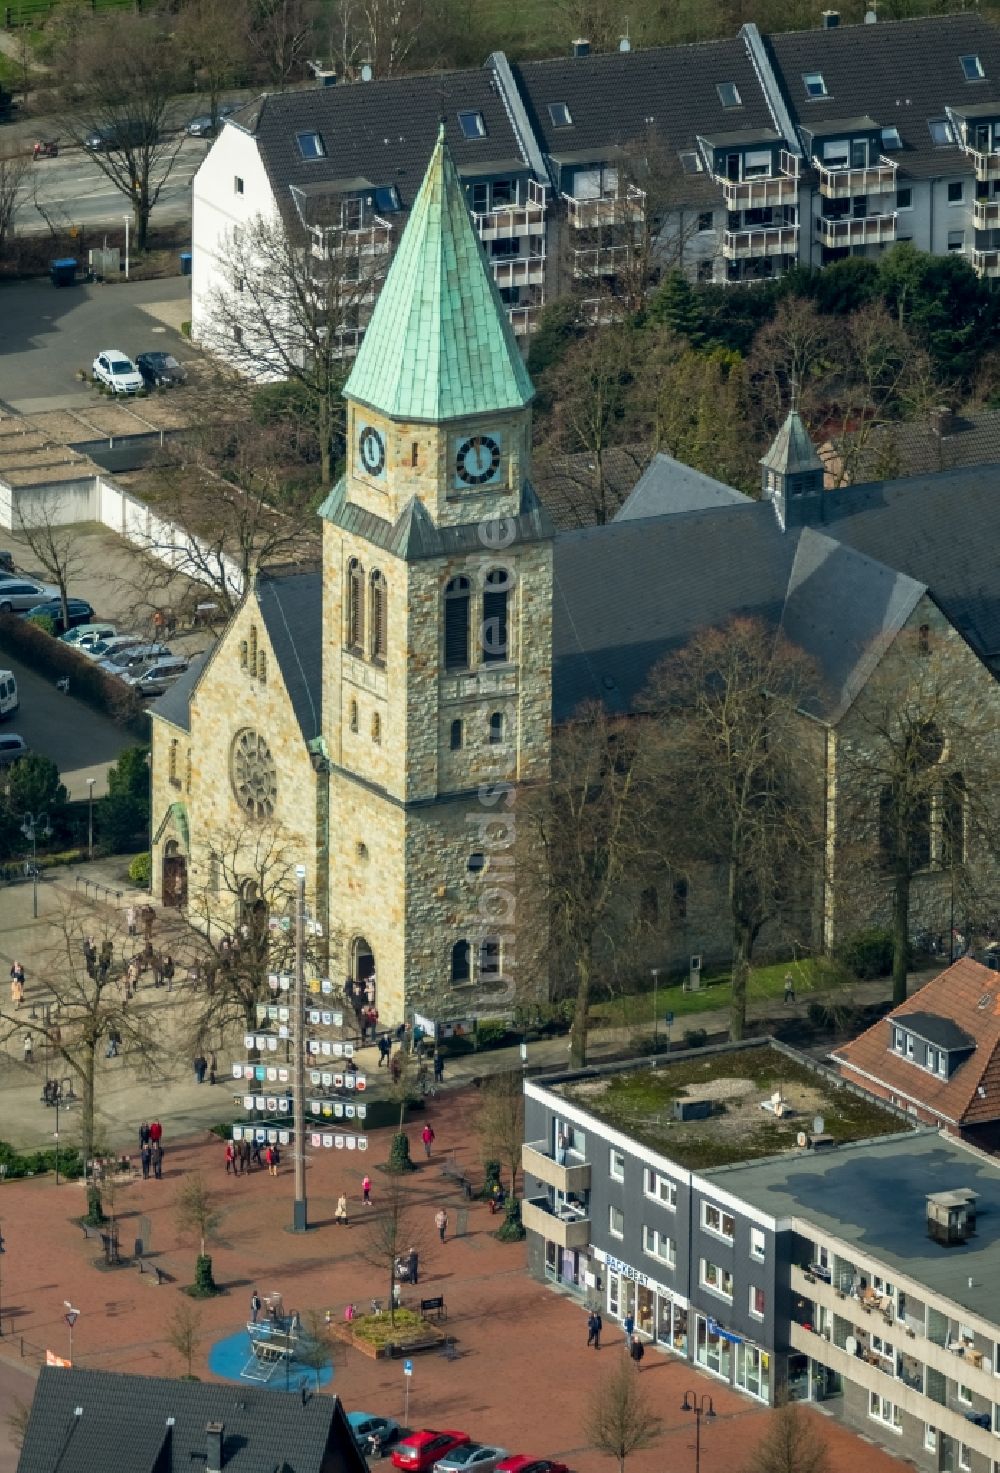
left=595, top=1250, right=688, bottom=1356
left=695, top=1314, right=772, bottom=1402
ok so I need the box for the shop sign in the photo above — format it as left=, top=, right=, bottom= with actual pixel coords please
left=594, top=1250, right=681, bottom=1302
left=707, top=1316, right=743, bottom=1345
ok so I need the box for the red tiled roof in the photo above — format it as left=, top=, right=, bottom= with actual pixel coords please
left=833, top=958, right=1000, bottom=1126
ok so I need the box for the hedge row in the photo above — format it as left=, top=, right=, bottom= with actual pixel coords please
left=0, top=615, right=149, bottom=735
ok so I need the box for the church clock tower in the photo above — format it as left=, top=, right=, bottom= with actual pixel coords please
left=319, top=124, right=553, bottom=1027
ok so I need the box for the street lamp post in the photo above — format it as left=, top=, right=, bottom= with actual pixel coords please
left=651, top=969, right=660, bottom=1050
left=0, top=1222, right=6, bottom=1336
left=86, top=778, right=95, bottom=862
left=681, top=1391, right=715, bottom=1473
left=64, top=1301, right=79, bottom=1363
left=291, top=864, right=308, bottom=1233
left=123, top=215, right=130, bottom=280
left=20, top=812, right=51, bottom=920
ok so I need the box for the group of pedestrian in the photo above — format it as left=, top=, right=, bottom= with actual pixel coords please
left=584, top=1309, right=646, bottom=1366
left=222, top=1136, right=281, bottom=1175
left=359, top=1004, right=379, bottom=1041
left=138, top=1120, right=165, bottom=1180
left=193, top=1053, right=217, bottom=1085
left=9, top=960, right=25, bottom=1009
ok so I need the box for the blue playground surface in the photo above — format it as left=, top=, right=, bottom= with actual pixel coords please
left=207, top=1330, right=334, bottom=1393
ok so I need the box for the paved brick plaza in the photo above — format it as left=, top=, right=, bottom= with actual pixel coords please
left=0, top=1088, right=906, bottom=1473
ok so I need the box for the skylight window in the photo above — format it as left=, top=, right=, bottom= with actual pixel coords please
left=296, top=131, right=326, bottom=159
left=961, top=53, right=985, bottom=81
left=717, top=82, right=742, bottom=108
left=881, top=126, right=902, bottom=150
left=802, top=72, right=828, bottom=98
left=548, top=101, right=573, bottom=128
left=373, top=184, right=401, bottom=213
left=929, top=117, right=956, bottom=146
left=678, top=149, right=704, bottom=174
left=458, top=110, right=487, bottom=139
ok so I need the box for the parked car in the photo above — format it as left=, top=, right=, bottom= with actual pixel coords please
left=0, top=578, right=58, bottom=613
left=98, top=642, right=171, bottom=674
left=136, top=351, right=187, bottom=389
left=0, top=552, right=15, bottom=574
left=25, top=597, right=95, bottom=633
left=92, top=349, right=144, bottom=395
left=435, top=1445, right=508, bottom=1473
left=186, top=103, right=235, bottom=137
left=84, top=634, right=142, bottom=662
left=60, top=623, right=116, bottom=651
left=495, top=1460, right=568, bottom=1473
left=0, top=671, right=18, bottom=720
left=347, top=1412, right=402, bottom=1456
left=0, top=734, right=28, bottom=768
left=84, top=121, right=149, bottom=151
left=120, top=656, right=189, bottom=696
left=392, top=1432, right=471, bottom=1472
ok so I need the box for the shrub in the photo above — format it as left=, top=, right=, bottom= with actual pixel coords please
left=683, top=1028, right=708, bottom=1049
left=480, top=1159, right=502, bottom=1200
left=838, top=928, right=894, bottom=980
left=387, top=1131, right=415, bottom=1173
left=349, top=1308, right=434, bottom=1349
left=0, top=1139, right=85, bottom=1179
left=193, top=1254, right=217, bottom=1295
left=26, top=613, right=56, bottom=636
left=496, top=1197, right=526, bottom=1242
left=128, top=852, right=152, bottom=887
left=0, top=614, right=146, bottom=732
left=474, top=1019, right=509, bottom=1050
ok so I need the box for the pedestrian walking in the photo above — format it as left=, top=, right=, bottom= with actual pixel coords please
left=10, top=961, right=25, bottom=1008
left=784, top=971, right=796, bottom=1003
left=593, top=1310, right=602, bottom=1349
left=587, top=1310, right=599, bottom=1348
left=362, top=1174, right=372, bottom=1207
left=630, top=1337, right=645, bottom=1370
left=139, top=1121, right=151, bottom=1149
left=407, top=1247, right=419, bottom=1285
left=193, top=1054, right=207, bottom=1084
left=390, top=1052, right=402, bottom=1085
left=623, top=1311, right=635, bottom=1349
left=250, top=1290, right=261, bottom=1324
left=149, top=1119, right=163, bottom=1146
left=141, top=1142, right=152, bottom=1179
left=151, top=1142, right=163, bottom=1179
left=105, top=1029, right=120, bottom=1058
left=335, top=1193, right=349, bottom=1226
left=435, top=1207, right=448, bottom=1242
left=264, top=1145, right=275, bottom=1176
left=126, top=905, right=137, bottom=938
left=240, top=1138, right=252, bottom=1174
left=99, top=940, right=112, bottom=981
left=421, top=1123, right=435, bottom=1158
left=141, top=904, right=155, bottom=943
left=433, top=1049, right=444, bottom=1084
left=209, top=1052, right=217, bottom=1086
left=22, top=1031, right=32, bottom=1064
left=378, top=1034, right=391, bottom=1067
left=225, top=1142, right=235, bottom=1175
left=162, top=954, right=175, bottom=992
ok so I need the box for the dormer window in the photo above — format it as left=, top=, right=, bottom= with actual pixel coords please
left=297, top=131, right=326, bottom=159
left=803, top=72, right=828, bottom=98
left=882, top=126, right=902, bottom=150
left=961, top=54, right=985, bottom=81
left=458, top=110, right=487, bottom=140
left=717, top=82, right=742, bottom=108
left=893, top=1026, right=905, bottom=1053
left=548, top=102, right=573, bottom=127
left=929, top=118, right=956, bottom=146
left=678, top=150, right=704, bottom=174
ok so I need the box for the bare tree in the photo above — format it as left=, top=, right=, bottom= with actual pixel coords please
left=0, top=153, right=29, bottom=258
left=585, top=1348, right=663, bottom=1473
left=476, top=1070, right=524, bottom=1197
left=361, top=1171, right=421, bottom=1327
left=167, top=1299, right=204, bottom=1378
left=359, top=0, right=424, bottom=76
left=247, top=0, right=320, bottom=89
left=175, top=1173, right=224, bottom=1292
left=743, top=1403, right=830, bottom=1473
left=15, top=491, right=86, bottom=629
left=59, top=14, right=184, bottom=250
left=201, top=207, right=391, bottom=483
left=175, top=0, right=249, bottom=135
left=4, top=1399, right=30, bottom=1454
left=642, top=618, right=821, bottom=1041
left=295, top=1309, right=340, bottom=1388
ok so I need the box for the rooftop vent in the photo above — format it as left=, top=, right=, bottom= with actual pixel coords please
left=673, top=1096, right=713, bottom=1122
left=206, top=1422, right=224, bottom=1473
left=572, top=38, right=590, bottom=57
left=360, top=62, right=373, bottom=82
left=821, top=9, right=840, bottom=25
left=619, top=35, right=631, bottom=52
left=927, top=1188, right=978, bottom=1246
left=865, top=7, right=877, bottom=20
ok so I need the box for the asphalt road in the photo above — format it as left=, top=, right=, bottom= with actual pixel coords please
left=0, top=276, right=192, bottom=411
left=18, top=136, right=207, bottom=237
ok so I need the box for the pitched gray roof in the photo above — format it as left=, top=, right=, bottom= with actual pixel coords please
left=761, top=409, right=824, bottom=477
left=902, top=1010, right=977, bottom=1054
left=616, top=452, right=749, bottom=521
left=532, top=446, right=648, bottom=530
left=318, top=479, right=554, bottom=557
left=256, top=569, right=323, bottom=742
left=149, top=652, right=207, bottom=732
left=17, top=1367, right=365, bottom=1473
left=828, top=408, right=1000, bottom=485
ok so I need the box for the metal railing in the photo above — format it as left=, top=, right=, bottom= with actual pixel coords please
left=473, top=182, right=548, bottom=239
left=814, top=156, right=897, bottom=199
left=972, top=247, right=1000, bottom=276
left=565, top=185, right=646, bottom=229
left=974, top=198, right=1000, bottom=227
left=965, top=146, right=1000, bottom=181
left=719, top=174, right=799, bottom=209
left=815, top=213, right=897, bottom=247
left=723, top=224, right=799, bottom=259
left=490, top=255, right=546, bottom=288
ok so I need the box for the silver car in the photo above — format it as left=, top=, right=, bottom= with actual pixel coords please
left=99, top=642, right=171, bottom=675
left=0, top=578, right=58, bottom=613
left=121, top=656, right=189, bottom=696
left=435, top=1447, right=508, bottom=1473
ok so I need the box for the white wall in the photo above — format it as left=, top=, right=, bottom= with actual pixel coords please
left=190, top=121, right=278, bottom=343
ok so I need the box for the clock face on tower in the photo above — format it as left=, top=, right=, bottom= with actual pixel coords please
left=454, top=433, right=502, bottom=489
left=357, top=424, right=386, bottom=479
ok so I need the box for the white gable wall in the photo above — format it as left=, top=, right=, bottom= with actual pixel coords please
left=190, top=122, right=278, bottom=345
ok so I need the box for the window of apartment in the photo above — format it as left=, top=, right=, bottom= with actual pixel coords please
left=700, top=1259, right=734, bottom=1301
left=644, top=1168, right=678, bottom=1209
left=643, top=1225, right=676, bottom=1266
left=929, top=118, right=956, bottom=146
left=948, top=229, right=966, bottom=252
left=702, top=1202, right=736, bottom=1240
left=905, top=1033, right=915, bottom=1059
left=697, top=210, right=714, bottom=232
left=609, top=1204, right=625, bottom=1238
left=822, top=138, right=850, bottom=168
left=938, top=1050, right=948, bottom=1077
left=750, top=1227, right=766, bottom=1262
left=868, top=1392, right=903, bottom=1432
left=458, top=110, right=487, bottom=140
left=959, top=1445, right=972, bottom=1473
left=609, top=1148, right=625, bottom=1182
left=961, top=53, right=985, bottom=81
left=678, top=150, right=704, bottom=174
left=744, top=149, right=772, bottom=178
left=802, top=72, right=828, bottom=98
left=297, top=130, right=326, bottom=159
left=374, top=185, right=402, bottom=213
left=871, top=1333, right=894, bottom=1360
left=234, top=176, right=244, bottom=195
left=882, top=126, right=903, bottom=150
left=927, top=1046, right=939, bottom=1073
left=924, top=1426, right=937, bottom=1453
left=897, top=186, right=913, bottom=210
left=892, top=1026, right=905, bottom=1052
left=749, top=1286, right=765, bottom=1319
left=959, top=1384, right=973, bottom=1405
left=717, top=82, right=742, bottom=108
left=548, top=101, right=573, bottom=128
left=697, top=260, right=714, bottom=282
left=948, top=180, right=965, bottom=204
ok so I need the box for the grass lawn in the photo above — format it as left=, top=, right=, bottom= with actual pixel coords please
left=588, top=955, right=857, bottom=1030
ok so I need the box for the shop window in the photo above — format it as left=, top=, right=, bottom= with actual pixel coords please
left=609, top=1204, right=625, bottom=1238
left=736, top=1344, right=770, bottom=1401
left=696, top=1315, right=733, bottom=1378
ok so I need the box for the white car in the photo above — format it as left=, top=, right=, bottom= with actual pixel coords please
left=92, top=350, right=144, bottom=395
left=84, top=634, right=142, bottom=662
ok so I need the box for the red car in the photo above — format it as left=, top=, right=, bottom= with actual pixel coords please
left=495, top=1460, right=569, bottom=1473
left=392, top=1431, right=471, bottom=1471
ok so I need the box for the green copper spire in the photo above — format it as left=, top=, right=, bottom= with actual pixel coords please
left=344, top=123, right=534, bottom=423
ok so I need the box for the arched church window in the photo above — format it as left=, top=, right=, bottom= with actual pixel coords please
left=370, top=570, right=388, bottom=665
left=168, top=738, right=179, bottom=786
left=942, top=772, right=966, bottom=868
left=919, top=624, right=930, bottom=656
left=444, top=576, right=471, bottom=670
left=451, top=940, right=471, bottom=984
left=249, top=623, right=258, bottom=677
left=482, top=568, right=510, bottom=664
left=240, top=639, right=248, bottom=670
left=347, top=558, right=365, bottom=654
left=258, top=651, right=267, bottom=686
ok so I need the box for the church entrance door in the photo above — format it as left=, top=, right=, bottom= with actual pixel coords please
left=162, top=842, right=187, bottom=908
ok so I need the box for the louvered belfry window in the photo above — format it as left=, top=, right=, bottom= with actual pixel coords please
left=444, top=576, right=471, bottom=670
left=347, top=558, right=364, bottom=653
left=481, top=568, right=509, bottom=664
left=370, top=570, right=387, bottom=664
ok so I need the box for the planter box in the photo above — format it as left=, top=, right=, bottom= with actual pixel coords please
left=331, top=1320, right=445, bottom=1360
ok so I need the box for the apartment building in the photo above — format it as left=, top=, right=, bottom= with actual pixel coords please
left=523, top=1040, right=1000, bottom=1473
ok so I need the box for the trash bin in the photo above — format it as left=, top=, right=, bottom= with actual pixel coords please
left=179, top=251, right=192, bottom=276
left=49, top=257, right=78, bottom=288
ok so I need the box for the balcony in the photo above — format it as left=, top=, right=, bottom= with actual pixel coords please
left=723, top=224, right=799, bottom=260
left=522, top=1141, right=591, bottom=1195
left=521, top=1195, right=591, bottom=1249
left=566, top=185, right=646, bottom=230
left=815, top=213, right=897, bottom=248
left=720, top=175, right=799, bottom=210
left=508, top=303, right=541, bottom=336
left=967, top=147, right=1000, bottom=181
left=814, top=157, right=897, bottom=199
left=973, top=247, right=1000, bottom=276
left=974, top=198, right=1000, bottom=228
left=491, top=255, right=546, bottom=289
left=474, top=183, right=548, bottom=241
left=310, top=218, right=394, bottom=261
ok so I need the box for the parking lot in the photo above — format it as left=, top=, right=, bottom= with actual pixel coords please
left=0, top=276, right=193, bottom=413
